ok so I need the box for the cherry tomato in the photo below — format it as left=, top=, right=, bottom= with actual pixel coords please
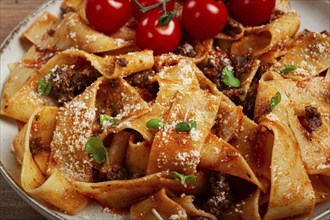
left=86, top=0, right=131, bottom=34
left=228, top=0, right=275, bottom=26
left=136, top=10, right=182, bottom=55
left=131, top=0, right=175, bottom=21
left=181, top=0, right=228, bottom=40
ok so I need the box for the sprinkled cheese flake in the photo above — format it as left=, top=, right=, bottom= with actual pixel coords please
left=316, top=43, right=326, bottom=53
left=169, top=210, right=187, bottom=220
left=266, top=113, right=280, bottom=121
left=173, top=151, right=200, bottom=169
left=52, top=99, right=96, bottom=180
left=102, top=207, right=111, bottom=213
left=85, top=34, right=98, bottom=43
left=158, top=70, right=165, bottom=79
left=294, top=68, right=309, bottom=76
left=69, top=32, right=77, bottom=39
left=317, top=163, right=330, bottom=169
left=189, top=127, right=202, bottom=141
left=177, top=64, right=194, bottom=85
left=68, top=17, right=76, bottom=26
left=156, top=152, right=168, bottom=169
left=114, top=38, right=125, bottom=47
left=159, top=121, right=179, bottom=144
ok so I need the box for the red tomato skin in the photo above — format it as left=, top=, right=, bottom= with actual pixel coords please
left=182, top=0, right=228, bottom=40
left=131, top=0, right=175, bottom=21
left=136, top=11, right=182, bottom=55
left=228, top=0, right=276, bottom=26
left=86, top=0, right=131, bottom=34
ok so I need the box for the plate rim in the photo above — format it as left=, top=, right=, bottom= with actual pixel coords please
left=0, top=1, right=66, bottom=219
left=0, top=0, right=329, bottom=219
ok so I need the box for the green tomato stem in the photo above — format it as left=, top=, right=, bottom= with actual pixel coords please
left=133, top=0, right=170, bottom=13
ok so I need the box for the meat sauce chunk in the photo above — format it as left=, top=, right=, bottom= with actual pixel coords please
left=48, top=60, right=102, bottom=105
left=304, top=105, right=322, bottom=132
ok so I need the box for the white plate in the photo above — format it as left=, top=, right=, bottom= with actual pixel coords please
left=0, top=0, right=329, bottom=219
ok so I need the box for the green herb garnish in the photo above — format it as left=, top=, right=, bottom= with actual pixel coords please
left=176, top=120, right=197, bottom=132
left=171, top=171, right=196, bottom=184
left=100, top=114, right=119, bottom=126
left=280, top=64, right=297, bottom=74
left=270, top=92, right=281, bottom=110
left=146, top=118, right=167, bottom=130
left=37, top=71, right=53, bottom=96
left=221, top=66, right=240, bottom=88
left=85, top=137, right=107, bottom=164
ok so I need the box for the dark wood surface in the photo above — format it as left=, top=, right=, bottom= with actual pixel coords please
left=1, top=1, right=48, bottom=219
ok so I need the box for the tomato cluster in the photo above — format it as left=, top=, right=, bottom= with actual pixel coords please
left=85, top=0, right=275, bottom=55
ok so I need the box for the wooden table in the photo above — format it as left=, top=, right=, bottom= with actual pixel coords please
left=1, top=1, right=48, bottom=219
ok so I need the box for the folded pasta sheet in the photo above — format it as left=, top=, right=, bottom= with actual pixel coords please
left=270, top=31, right=330, bottom=80
left=231, top=12, right=300, bottom=57
left=49, top=77, right=101, bottom=182
left=35, top=12, right=133, bottom=53
left=13, top=107, right=88, bottom=214
left=255, top=79, right=330, bottom=176
left=147, top=89, right=220, bottom=174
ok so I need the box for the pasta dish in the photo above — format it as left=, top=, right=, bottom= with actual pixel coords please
left=0, top=0, right=329, bottom=219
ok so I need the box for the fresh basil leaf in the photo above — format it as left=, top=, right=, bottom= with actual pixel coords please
left=37, top=71, right=53, bottom=96
left=100, top=114, right=111, bottom=125
left=100, top=114, right=119, bottom=126
left=280, top=64, right=297, bottom=74
left=176, top=121, right=191, bottom=132
left=185, top=175, right=197, bottom=184
left=270, top=92, right=281, bottom=110
left=171, top=171, right=196, bottom=184
left=146, top=118, right=163, bottom=130
left=108, top=118, right=119, bottom=126
left=85, top=137, right=107, bottom=164
left=189, top=120, right=197, bottom=129
left=176, top=120, right=197, bottom=132
left=221, top=66, right=240, bottom=88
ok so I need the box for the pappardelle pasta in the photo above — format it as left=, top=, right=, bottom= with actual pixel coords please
left=1, top=0, right=329, bottom=219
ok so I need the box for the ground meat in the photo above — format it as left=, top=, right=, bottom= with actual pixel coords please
left=222, top=18, right=243, bottom=37
left=114, top=57, right=128, bottom=67
left=105, top=164, right=128, bottom=181
left=49, top=62, right=101, bottom=105
left=230, top=53, right=254, bottom=76
left=126, top=69, right=155, bottom=88
left=30, top=137, right=44, bottom=155
left=61, top=6, right=75, bottom=15
left=269, top=9, right=285, bottom=22
left=222, top=88, right=246, bottom=105
left=241, top=63, right=270, bottom=119
left=174, top=42, right=197, bottom=58
left=125, top=69, right=159, bottom=100
left=47, top=29, right=55, bottom=37
left=321, top=30, right=330, bottom=37
left=204, top=172, right=234, bottom=217
left=93, top=164, right=128, bottom=182
left=305, top=106, right=322, bottom=132
left=199, top=50, right=256, bottom=105
left=241, top=78, right=258, bottom=119
left=198, top=50, right=232, bottom=90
